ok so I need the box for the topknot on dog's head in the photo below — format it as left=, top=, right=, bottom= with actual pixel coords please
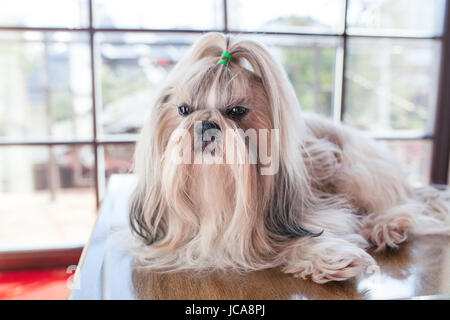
left=171, top=32, right=288, bottom=91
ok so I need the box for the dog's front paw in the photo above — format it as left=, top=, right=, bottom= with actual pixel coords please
left=282, top=246, right=378, bottom=284
left=361, top=211, right=414, bottom=251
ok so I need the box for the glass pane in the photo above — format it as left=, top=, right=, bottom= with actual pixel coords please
left=103, top=143, right=135, bottom=186
left=259, top=36, right=340, bottom=117
left=347, top=0, right=446, bottom=37
left=0, top=32, right=92, bottom=141
left=97, top=33, right=200, bottom=137
left=0, top=0, right=89, bottom=28
left=379, top=140, right=432, bottom=187
left=94, top=0, right=223, bottom=30
left=0, top=145, right=96, bottom=250
left=228, top=0, right=346, bottom=34
left=344, top=38, right=441, bottom=136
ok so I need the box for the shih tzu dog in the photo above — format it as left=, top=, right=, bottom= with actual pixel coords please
left=129, top=33, right=450, bottom=283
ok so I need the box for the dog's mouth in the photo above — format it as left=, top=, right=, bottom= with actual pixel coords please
left=193, top=121, right=221, bottom=154
left=194, top=126, right=222, bottom=156
left=199, top=136, right=220, bottom=157
left=202, top=135, right=215, bottom=151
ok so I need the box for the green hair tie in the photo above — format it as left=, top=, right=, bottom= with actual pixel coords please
left=218, top=51, right=232, bottom=66
left=218, top=59, right=229, bottom=66
left=221, top=51, right=232, bottom=60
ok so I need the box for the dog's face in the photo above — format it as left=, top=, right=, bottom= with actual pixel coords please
left=155, top=64, right=273, bottom=165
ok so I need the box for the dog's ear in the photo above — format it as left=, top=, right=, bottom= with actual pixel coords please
left=265, top=168, right=323, bottom=241
left=129, top=183, right=167, bottom=245
left=129, top=86, right=172, bottom=245
left=129, top=184, right=153, bottom=244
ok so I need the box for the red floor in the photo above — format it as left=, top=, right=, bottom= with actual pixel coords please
left=0, top=268, right=72, bottom=300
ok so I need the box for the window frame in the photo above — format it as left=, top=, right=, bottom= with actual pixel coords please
left=0, top=0, right=449, bottom=268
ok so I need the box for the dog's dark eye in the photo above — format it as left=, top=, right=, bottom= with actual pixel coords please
left=226, top=106, right=248, bottom=119
left=178, top=105, right=192, bottom=116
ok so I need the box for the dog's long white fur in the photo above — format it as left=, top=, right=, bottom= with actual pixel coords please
left=129, top=33, right=450, bottom=283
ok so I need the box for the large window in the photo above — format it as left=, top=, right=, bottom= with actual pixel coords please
left=0, top=0, right=449, bottom=251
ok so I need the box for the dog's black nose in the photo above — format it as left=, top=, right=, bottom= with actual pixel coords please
left=201, top=120, right=220, bottom=134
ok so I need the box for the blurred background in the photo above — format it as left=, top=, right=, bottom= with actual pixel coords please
left=0, top=0, right=449, bottom=299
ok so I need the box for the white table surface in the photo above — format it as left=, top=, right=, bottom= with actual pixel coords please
left=70, top=174, right=137, bottom=300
